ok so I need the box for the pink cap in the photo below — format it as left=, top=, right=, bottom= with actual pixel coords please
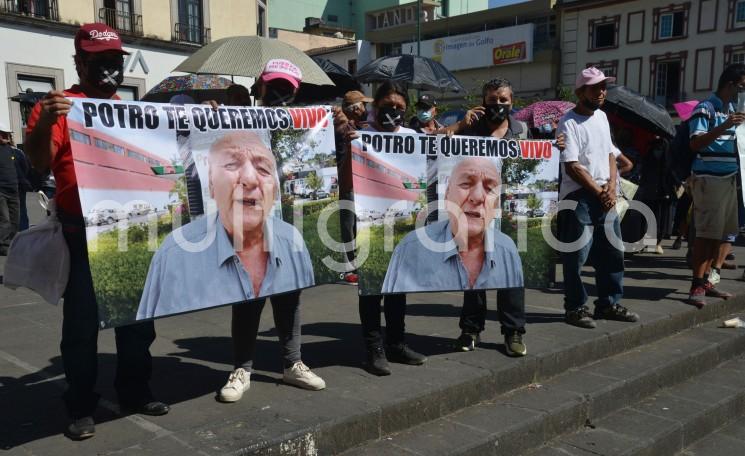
left=260, top=59, right=303, bottom=89
left=575, top=67, right=615, bottom=89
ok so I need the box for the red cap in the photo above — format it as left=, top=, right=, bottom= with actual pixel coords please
left=74, top=23, right=129, bottom=55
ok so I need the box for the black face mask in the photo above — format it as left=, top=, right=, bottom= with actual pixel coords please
left=87, top=57, right=124, bottom=92
left=262, top=88, right=295, bottom=107
left=581, top=98, right=602, bottom=112
left=484, top=103, right=510, bottom=123
left=376, top=106, right=405, bottom=131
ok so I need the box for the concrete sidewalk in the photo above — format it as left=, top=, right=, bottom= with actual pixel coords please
left=2, top=237, right=745, bottom=455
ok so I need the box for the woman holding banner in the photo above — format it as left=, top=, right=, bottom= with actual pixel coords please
left=345, top=81, right=427, bottom=376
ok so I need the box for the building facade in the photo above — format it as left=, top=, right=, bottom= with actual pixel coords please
left=268, top=0, right=491, bottom=41
left=1, top=0, right=264, bottom=144
left=557, top=0, right=745, bottom=107
left=363, top=0, right=560, bottom=103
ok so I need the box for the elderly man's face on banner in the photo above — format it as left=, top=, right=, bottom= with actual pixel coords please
left=208, top=132, right=277, bottom=236
left=445, top=158, right=501, bottom=240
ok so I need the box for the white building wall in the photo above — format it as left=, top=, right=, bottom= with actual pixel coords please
left=1, top=25, right=192, bottom=141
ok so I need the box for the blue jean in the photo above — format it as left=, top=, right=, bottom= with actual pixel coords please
left=558, top=189, right=624, bottom=312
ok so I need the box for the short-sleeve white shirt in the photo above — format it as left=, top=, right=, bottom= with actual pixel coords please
left=557, top=109, right=614, bottom=199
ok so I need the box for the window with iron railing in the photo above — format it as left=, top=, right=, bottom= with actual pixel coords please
left=173, top=22, right=210, bottom=45
left=174, top=0, right=209, bottom=45
left=0, top=0, right=59, bottom=21
left=99, top=0, right=142, bottom=36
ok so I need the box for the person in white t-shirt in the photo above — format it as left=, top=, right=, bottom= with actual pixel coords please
left=556, top=67, right=640, bottom=329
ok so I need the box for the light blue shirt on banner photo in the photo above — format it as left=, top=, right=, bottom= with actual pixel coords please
left=136, top=213, right=315, bottom=319
left=381, top=219, right=524, bottom=294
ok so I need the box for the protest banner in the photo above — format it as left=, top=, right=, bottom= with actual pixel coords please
left=67, top=99, right=339, bottom=328
left=350, top=132, right=558, bottom=296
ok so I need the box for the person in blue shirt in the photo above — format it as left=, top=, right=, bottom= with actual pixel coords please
left=687, top=64, right=745, bottom=307
left=382, top=157, right=523, bottom=293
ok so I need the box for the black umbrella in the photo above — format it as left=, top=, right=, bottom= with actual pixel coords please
left=10, top=91, right=45, bottom=105
left=294, top=57, right=361, bottom=104
left=354, top=54, right=465, bottom=93
left=602, top=85, right=675, bottom=138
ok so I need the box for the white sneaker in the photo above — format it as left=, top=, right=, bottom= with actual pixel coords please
left=283, top=361, right=326, bottom=390
left=218, top=368, right=250, bottom=402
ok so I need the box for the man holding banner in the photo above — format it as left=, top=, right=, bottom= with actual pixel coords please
left=382, top=157, right=523, bottom=294
left=24, top=23, right=169, bottom=441
left=447, top=78, right=528, bottom=356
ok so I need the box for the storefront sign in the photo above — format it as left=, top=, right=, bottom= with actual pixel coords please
left=403, top=23, right=534, bottom=70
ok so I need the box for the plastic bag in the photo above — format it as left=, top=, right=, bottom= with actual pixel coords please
left=3, top=193, right=70, bottom=305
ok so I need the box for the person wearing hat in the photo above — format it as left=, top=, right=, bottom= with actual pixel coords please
left=257, top=58, right=303, bottom=106
left=0, top=122, right=20, bottom=254
left=219, top=58, right=327, bottom=405
left=333, top=90, right=372, bottom=281
left=556, top=67, right=639, bottom=329
left=409, top=94, right=443, bottom=134
left=24, top=23, right=169, bottom=441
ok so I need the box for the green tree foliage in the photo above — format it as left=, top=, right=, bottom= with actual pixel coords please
left=501, top=158, right=541, bottom=186
left=527, top=193, right=542, bottom=212
left=305, top=171, right=324, bottom=193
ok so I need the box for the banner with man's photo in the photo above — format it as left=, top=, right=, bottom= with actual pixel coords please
left=68, top=99, right=341, bottom=328
left=350, top=132, right=559, bottom=296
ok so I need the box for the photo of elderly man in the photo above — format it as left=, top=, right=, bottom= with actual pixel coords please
left=137, top=130, right=315, bottom=319
left=381, top=157, right=523, bottom=293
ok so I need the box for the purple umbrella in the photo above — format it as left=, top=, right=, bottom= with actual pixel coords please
left=513, top=101, right=575, bottom=128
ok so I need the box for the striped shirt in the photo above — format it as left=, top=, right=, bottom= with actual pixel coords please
left=690, top=94, right=738, bottom=177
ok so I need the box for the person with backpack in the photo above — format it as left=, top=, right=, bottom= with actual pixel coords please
left=686, top=64, right=745, bottom=308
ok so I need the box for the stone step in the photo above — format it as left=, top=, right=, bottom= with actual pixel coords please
left=340, top=319, right=745, bottom=455
left=532, top=354, right=745, bottom=456
left=677, top=413, right=745, bottom=455
left=220, top=294, right=745, bottom=455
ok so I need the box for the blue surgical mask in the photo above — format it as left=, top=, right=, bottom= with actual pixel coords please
left=539, top=123, right=553, bottom=134
left=417, top=109, right=433, bottom=122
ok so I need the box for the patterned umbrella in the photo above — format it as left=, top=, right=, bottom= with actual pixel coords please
left=142, top=74, right=234, bottom=102
left=513, top=101, right=576, bottom=128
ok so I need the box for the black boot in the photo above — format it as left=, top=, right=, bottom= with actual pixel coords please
left=365, top=345, right=391, bottom=376
left=385, top=343, right=427, bottom=365
left=65, top=416, right=95, bottom=440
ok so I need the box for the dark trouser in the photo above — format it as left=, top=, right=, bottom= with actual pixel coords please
left=60, top=220, right=155, bottom=419
left=558, top=189, right=624, bottom=312
left=0, top=189, right=19, bottom=252
left=459, top=288, right=527, bottom=335
left=359, top=294, right=406, bottom=348
left=232, top=291, right=302, bottom=371
left=339, top=194, right=356, bottom=265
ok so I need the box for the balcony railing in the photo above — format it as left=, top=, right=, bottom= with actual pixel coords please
left=173, top=22, right=210, bottom=46
left=1, top=0, right=58, bottom=21
left=99, top=7, right=142, bottom=36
